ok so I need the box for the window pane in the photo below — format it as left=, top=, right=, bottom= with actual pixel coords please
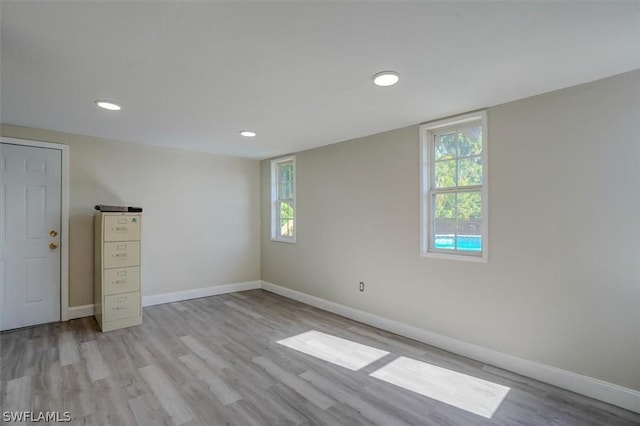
left=458, top=156, right=482, bottom=186
left=456, top=191, right=482, bottom=250
left=458, top=126, right=482, bottom=157
left=434, top=193, right=456, bottom=219
left=433, top=193, right=456, bottom=250
left=280, top=200, right=294, bottom=220
left=280, top=219, right=294, bottom=238
left=279, top=200, right=294, bottom=238
left=435, top=133, right=457, bottom=160
left=457, top=191, right=481, bottom=221
left=279, top=163, right=293, bottom=182
left=280, top=182, right=291, bottom=199
left=457, top=215, right=482, bottom=251
left=435, top=160, right=456, bottom=188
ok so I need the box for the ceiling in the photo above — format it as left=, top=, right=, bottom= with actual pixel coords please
left=2, top=2, right=639, bottom=160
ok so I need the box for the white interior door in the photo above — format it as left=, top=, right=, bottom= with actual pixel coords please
left=0, top=143, right=62, bottom=331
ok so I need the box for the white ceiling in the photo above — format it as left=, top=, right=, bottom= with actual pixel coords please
left=2, top=1, right=639, bottom=160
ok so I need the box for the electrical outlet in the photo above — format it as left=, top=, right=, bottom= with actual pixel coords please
left=359, top=282, right=365, bottom=292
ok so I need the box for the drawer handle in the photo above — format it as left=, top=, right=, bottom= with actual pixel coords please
left=114, top=253, right=128, bottom=258
left=114, top=306, right=129, bottom=310
left=113, top=227, right=128, bottom=231
left=115, top=279, right=128, bottom=284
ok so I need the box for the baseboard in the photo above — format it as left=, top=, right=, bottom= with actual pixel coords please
left=260, top=280, right=640, bottom=414
left=142, top=280, right=261, bottom=307
left=66, top=281, right=262, bottom=319
left=68, top=304, right=95, bottom=319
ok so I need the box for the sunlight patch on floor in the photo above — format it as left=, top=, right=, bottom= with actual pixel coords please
left=370, top=356, right=510, bottom=418
left=277, top=330, right=389, bottom=371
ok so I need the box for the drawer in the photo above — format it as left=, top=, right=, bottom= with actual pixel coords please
left=104, top=291, right=141, bottom=322
left=104, top=241, right=140, bottom=269
left=104, top=267, right=140, bottom=295
left=104, top=215, right=141, bottom=242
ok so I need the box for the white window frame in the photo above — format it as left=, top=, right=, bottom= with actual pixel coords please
left=420, top=111, right=488, bottom=262
left=270, top=155, right=296, bottom=243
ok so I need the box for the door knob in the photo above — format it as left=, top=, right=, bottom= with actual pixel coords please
left=50, top=230, right=58, bottom=237
left=49, top=242, right=59, bottom=249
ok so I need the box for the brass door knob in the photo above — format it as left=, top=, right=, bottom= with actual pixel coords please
left=50, top=230, right=58, bottom=237
left=49, top=242, right=59, bottom=249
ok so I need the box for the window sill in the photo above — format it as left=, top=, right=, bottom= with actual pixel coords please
left=271, top=237, right=296, bottom=244
left=421, top=251, right=487, bottom=263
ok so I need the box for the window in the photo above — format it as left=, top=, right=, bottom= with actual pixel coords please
left=271, top=156, right=296, bottom=242
left=420, top=111, right=488, bottom=261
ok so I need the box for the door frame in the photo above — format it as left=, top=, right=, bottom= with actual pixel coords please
left=1, top=136, right=70, bottom=321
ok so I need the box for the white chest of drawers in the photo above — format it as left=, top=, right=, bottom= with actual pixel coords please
left=94, top=212, right=143, bottom=332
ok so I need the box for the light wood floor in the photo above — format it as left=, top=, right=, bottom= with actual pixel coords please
left=1, top=289, right=638, bottom=425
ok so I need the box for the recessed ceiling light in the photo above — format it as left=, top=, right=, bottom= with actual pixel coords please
left=240, top=131, right=256, bottom=137
left=372, top=71, right=400, bottom=87
left=95, top=100, right=121, bottom=111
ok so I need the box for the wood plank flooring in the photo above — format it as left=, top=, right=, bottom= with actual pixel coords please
left=1, top=289, right=638, bottom=425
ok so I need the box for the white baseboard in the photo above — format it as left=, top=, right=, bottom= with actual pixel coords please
left=68, top=304, right=95, bottom=319
left=66, top=280, right=262, bottom=319
left=142, top=280, right=261, bottom=307
left=260, top=280, right=640, bottom=414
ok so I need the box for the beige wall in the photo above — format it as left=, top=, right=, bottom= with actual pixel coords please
left=260, top=70, right=640, bottom=391
left=1, top=125, right=261, bottom=307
